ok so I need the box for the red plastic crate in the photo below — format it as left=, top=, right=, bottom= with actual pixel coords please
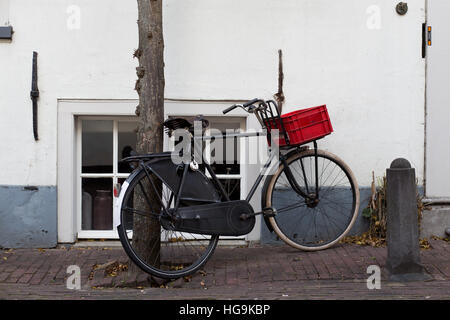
left=266, top=105, right=333, bottom=147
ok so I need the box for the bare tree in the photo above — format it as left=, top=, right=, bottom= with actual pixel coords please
left=130, top=0, right=165, bottom=273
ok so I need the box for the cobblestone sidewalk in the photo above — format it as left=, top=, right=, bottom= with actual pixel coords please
left=0, top=238, right=448, bottom=300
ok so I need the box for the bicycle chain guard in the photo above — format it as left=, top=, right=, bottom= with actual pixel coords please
left=161, top=200, right=255, bottom=237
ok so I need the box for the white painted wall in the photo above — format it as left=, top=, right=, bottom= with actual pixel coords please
left=425, top=0, right=450, bottom=198
left=0, top=0, right=10, bottom=25
left=0, top=0, right=426, bottom=189
left=0, top=0, right=139, bottom=186
left=163, top=0, right=427, bottom=187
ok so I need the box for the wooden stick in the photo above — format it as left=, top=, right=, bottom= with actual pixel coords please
left=274, top=49, right=285, bottom=114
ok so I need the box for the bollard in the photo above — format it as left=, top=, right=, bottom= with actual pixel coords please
left=385, top=158, right=432, bottom=282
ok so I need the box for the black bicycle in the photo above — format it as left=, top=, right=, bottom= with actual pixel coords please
left=116, top=98, right=360, bottom=279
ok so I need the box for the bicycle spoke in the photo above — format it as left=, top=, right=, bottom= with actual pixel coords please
left=275, top=201, right=307, bottom=214
left=118, top=168, right=218, bottom=279
left=317, top=206, right=347, bottom=232
left=287, top=208, right=311, bottom=239
left=137, top=180, right=155, bottom=210
left=122, top=206, right=158, bottom=219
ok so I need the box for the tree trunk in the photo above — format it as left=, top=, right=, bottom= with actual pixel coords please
left=130, top=0, right=165, bottom=274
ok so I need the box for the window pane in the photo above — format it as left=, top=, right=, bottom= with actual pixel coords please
left=209, top=121, right=240, bottom=175
left=218, top=178, right=241, bottom=200
left=82, top=120, right=113, bottom=174
left=82, top=178, right=113, bottom=230
left=118, top=121, right=138, bottom=173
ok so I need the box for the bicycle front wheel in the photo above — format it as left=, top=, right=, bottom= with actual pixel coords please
left=265, top=149, right=360, bottom=251
left=117, top=168, right=219, bottom=279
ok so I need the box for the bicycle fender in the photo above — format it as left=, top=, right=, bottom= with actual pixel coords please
left=113, top=159, right=170, bottom=230
left=261, top=175, right=275, bottom=233
left=113, top=180, right=130, bottom=230
left=113, top=167, right=143, bottom=229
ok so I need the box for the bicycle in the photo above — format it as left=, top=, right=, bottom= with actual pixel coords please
left=115, top=98, right=360, bottom=279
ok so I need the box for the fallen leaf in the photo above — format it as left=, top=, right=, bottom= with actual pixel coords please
left=183, top=275, right=192, bottom=282
left=431, top=236, right=449, bottom=242
left=420, top=239, right=432, bottom=250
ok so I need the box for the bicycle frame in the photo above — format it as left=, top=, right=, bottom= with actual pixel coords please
left=196, top=130, right=278, bottom=203
left=125, top=133, right=320, bottom=219
left=123, top=97, right=322, bottom=219
left=198, top=131, right=320, bottom=203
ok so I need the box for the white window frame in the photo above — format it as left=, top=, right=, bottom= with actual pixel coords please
left=57, top=100, right=137, bottom=243
left=57, top=100, right=262, bottom=244
left=76, top=116, right=137, bottom=239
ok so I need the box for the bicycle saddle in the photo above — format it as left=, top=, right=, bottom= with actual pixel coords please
left=163, top=116, right=209, bottom=136
left=163, top=118, right=192, bottom=131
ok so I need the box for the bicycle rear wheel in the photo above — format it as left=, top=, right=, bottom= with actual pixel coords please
left=265, top=149, right=360, bottom=251
left=117, top=168, right=219, bottom=279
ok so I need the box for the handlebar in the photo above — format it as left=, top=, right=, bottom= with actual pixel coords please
left=243, top=98, right=261, bottom=108
left=222, top=104, right=239, bottom=115
left=222, top=98, right=262, bottom=114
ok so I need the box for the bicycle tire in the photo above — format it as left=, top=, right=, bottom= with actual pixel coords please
left=265, top=149, right=360, bottom=251
left=117, top=168, right=219, bottom=279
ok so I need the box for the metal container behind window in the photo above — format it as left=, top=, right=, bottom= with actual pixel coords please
left=82, top=191, right=93, bottom=230
left=93, top=190, right=113, bottom=230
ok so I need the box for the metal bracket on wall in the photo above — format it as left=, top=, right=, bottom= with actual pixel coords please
left=30, top=51, right=39, bottom=141
left=0, top=26, right=13, bottom=40
left=422, top=24, right=432, bottom=58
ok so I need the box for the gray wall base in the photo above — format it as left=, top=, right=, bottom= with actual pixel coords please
left=0, top=185, right=57, bottom=248
left=420, top=206, right=450, bottom=239
left=261, top=187, right=372, bottom=245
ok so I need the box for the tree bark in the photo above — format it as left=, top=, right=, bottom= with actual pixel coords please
left=130, top=0, right=165, bottom=274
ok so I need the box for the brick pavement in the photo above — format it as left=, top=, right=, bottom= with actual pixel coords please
left=0, top=238, right=448, bottom=300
